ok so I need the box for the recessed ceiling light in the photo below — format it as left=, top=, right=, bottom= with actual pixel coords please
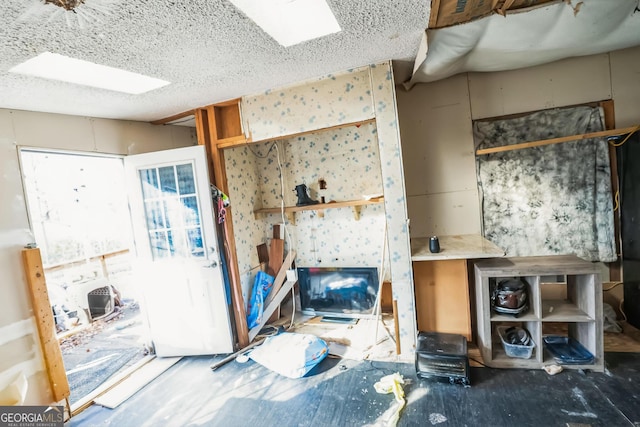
left=9, top=52, right=170, bottom=95
left=229, top=0, right=341, bottom=47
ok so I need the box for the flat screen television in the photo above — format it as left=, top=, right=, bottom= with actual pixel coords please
left=297, top=267, right=379, bottom=318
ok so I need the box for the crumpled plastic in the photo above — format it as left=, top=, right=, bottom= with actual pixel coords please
left=246, top=271, right=274, bottom=329
left=372, top=372, right=406, bottom=427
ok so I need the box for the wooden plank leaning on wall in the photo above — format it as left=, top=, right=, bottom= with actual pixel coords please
left=22, top=247, right=70, bottom=403
left=600, top=100, right=622, bottom=282
left=194, top=105, right=250, bottom=348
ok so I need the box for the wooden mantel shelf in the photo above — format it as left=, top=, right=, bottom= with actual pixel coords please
left=254, top=197, right=384, bottom=224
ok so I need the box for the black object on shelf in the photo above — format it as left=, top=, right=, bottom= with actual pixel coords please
left=294, top=184, right=319, bottom=206
left=429, top=236, right=440, bottom=253
left=543, top=336, right=595, bottom=365
left=415, top=331, right=470, bottom=386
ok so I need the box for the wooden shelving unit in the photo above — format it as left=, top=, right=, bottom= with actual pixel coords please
left=254, top=198, right=383, bottom=224
left=474, top=255, right=603, bottom=372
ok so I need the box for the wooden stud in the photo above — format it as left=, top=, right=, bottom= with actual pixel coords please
left=264, top=250, right=296, bottom=309
left=600, top=100, right=622, bottom=282
left=428, top=0, right=441, bottom=28
left=22, top=248, right=70, bottom=402
left=213, top=103, right=243, bottom=141
left=196, top=107, right=250, bottom=349
left=392, top=299, right=401, bottom=355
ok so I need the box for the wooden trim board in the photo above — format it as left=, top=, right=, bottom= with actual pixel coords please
left=150, top=110, right=194, bottom=125
left=475, top=125, right=640, bottom=155
left=218, top=118, right=376, bottom=148
left=71, top=355, right=154, bottom=415
left=196, top=107, right=249, bottom=349
left=93, top=357, right=181, bottom=409
left=22, top=248, right=70, bottom=402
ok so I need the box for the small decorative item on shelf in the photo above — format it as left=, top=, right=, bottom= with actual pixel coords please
left=429, top=236, right=440, bottom=253
left=294, top=184, right=319, bottom=206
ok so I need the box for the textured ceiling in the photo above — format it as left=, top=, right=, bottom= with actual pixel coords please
left=0, top=0, right=429, bottom=122
left=4, top=1, right=639, bottom=124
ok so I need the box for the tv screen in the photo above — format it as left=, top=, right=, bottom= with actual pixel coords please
left=297, top=267, right=379, bottom=318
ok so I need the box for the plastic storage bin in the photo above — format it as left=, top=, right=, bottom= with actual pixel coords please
left=543, top=336, right=594, bottom=365
left=497, top=326, right=535, bottom=359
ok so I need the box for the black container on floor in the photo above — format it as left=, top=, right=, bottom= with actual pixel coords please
left=415, top=331, right=470, bottom=386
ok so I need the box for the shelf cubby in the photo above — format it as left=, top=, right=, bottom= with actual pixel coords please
left=475, top=255, right=603, bottom=371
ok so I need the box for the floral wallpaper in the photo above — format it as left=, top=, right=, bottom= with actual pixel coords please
left=253, top=122, right=387, bottom=268
left=370, top=63, right=416, bottom=355
left=242, top=67, right=375, bottom=142
left=223, top=146, right=263, bottom=301
left=225, top=63, right=416, bottom=356
left=475, top=106, right=616, bottom=262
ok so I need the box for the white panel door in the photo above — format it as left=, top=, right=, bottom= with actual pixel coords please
left=124, top=145, right=233, bottom=356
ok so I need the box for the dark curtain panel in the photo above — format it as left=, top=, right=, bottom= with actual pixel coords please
left=475, top=106, right=616, bottom=262
left=617, top=131, right=640, bottom=328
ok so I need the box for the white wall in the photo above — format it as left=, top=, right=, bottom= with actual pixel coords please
left=397, top=46, right=640, bottom=238
left=0, top=109, right=194, bottom=405
left=397, top=74, right=480, bottom=237
left=611, top=46, right=640, bottom=128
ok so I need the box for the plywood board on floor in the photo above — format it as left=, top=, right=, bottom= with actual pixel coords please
left=93, top=357, right=181, bottom=409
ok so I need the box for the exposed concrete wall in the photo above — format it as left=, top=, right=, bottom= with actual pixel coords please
left=0, top=109, right=194, bottom=405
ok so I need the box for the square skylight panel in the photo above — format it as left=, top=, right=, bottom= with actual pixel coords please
left=9, top=52, right=170, bottom=95
left=229, top=0, right=341, bottom=47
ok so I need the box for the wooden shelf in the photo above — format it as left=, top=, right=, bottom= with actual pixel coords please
left=474, top=256, right=603, bottom=372
left=541, top=300, right=593, bottom=322
left=254, top=197, right=383, bottom=224
left=490, top=312, right=539, bottom=322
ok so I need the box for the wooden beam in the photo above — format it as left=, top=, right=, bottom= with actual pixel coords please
left=393, top=299, right=401, bottom=355
left=22, top=248, right=70, bottom=402
left=428, top=0, right=441, bottom=28
left=475, top=125, right=640, bottom=155
left=601, top=100, right=622, bottom=282
left=150, top=109, right=195, bottom=126
left=216, top=118, right=377, bottom=149
left=264, top=251, right=296, bottom=309
left=44, top=248, right=129, bottom=274
left=200, top=105, right=250, bottom=349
